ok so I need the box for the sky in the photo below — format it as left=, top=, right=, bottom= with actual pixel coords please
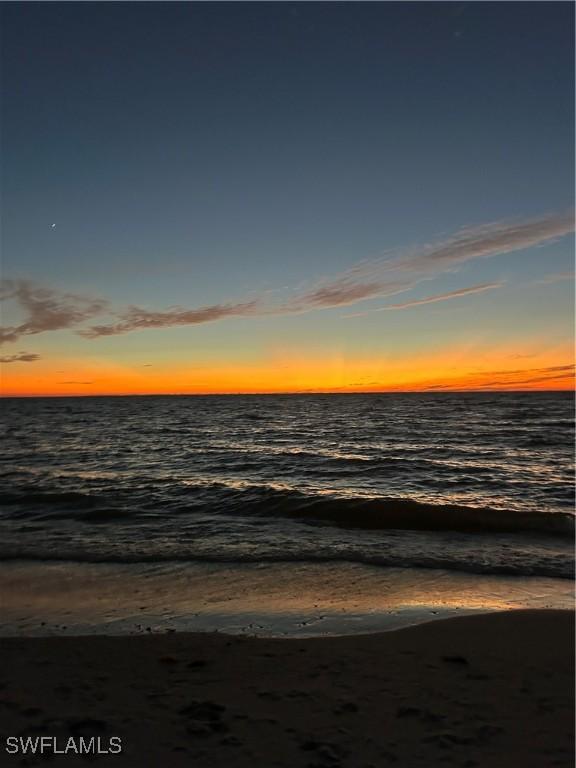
left=1, top=1, right=574, bottom=396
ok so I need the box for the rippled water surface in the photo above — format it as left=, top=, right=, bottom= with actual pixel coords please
left=0, top=392, right=574, bottom=579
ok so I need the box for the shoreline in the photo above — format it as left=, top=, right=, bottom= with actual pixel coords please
left=1, top=560, right=573, bottom=638
left=0, top=609, right=573, bottom=767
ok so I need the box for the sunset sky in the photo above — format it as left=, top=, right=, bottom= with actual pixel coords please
left=1, top=1, right=574, bottom=396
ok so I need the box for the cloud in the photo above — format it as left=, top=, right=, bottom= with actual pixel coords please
left=479, top=363, right=574, bottom=377
left=287, top=279, right=415, bottom=310
left=1, top=211, right=573, bottom=341
left=299, top=280, right=388, bottom=308
left=280, top=212, right=572, bottom=318
left=0, top=351, right=41, bottom=363
left=535, top=271, right=575, bottom=285
left=495, top=371, right=574, bottom=386
left=390, top=212, right=574, bottom=274
left=420, top=363, right=575, bottom=391
left=471, top=371, right=575, bottom=388
left=0, top=280, right=107, bottom=346
left=345, top=281, right=504, bottom=316
left=80, top=300, right=260, bottom=338
left=80, top=281, right=416, bottom=337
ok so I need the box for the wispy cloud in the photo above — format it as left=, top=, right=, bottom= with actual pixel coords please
left=0, top=352, right=41, bottom=363
left=467, top=371, right=575, bottom=389
left=285, top=279, right=415, bottom=310
left=344, top=281, right=503, bottom=317
left=535, top=271, right=575, bottom=285
left=1, top=212, right=572, bottom=341
left=490, top=363, right=575, bottom=375
left=0, top=280, right=107, bottom=345
left=418, top=363, right=575, bottom=391
left=389, top=212, right=574, bottom=274
left=79, top=300, right=260, bottom=339
left=300, top=281, right=386, bottom=309
left=298, top=213, right=573, bottom=313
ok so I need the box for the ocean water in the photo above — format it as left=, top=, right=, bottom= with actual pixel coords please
left=0, top=392, right=574, bottom=583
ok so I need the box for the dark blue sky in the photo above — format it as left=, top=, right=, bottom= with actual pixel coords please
left=1, top=2, right=574, bottom=393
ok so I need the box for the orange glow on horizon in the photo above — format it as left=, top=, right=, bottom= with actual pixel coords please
left=1, top=343, right=574, bottom=396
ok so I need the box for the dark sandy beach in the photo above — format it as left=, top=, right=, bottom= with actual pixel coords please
left=0, top=609, right=573, bottom=767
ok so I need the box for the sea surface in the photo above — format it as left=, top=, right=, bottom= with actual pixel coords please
left=0, top=392, right=574, bottom=582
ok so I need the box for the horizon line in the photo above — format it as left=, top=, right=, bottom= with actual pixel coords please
left=1, top=388, right=573, bottom=399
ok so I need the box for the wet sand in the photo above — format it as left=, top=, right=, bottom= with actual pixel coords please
left=2, top=560, right=573, bottom=637
left=0, top=609, right=573, bottom=767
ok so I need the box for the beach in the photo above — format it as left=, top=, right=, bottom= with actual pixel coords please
left=2, top=0, right=575, bottom=764
left=0, top=397, right=573, bottom=766
left=1, top=609, right=573, bottom=767
left=0, top=395, right=573, bottom=767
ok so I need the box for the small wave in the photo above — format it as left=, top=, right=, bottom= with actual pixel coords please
left=318, top=499, right=573, bottom=535
left=43, top=508, right=135, bottom=523
left=0, top=490, right=137, bottom=522
left=0, top=548, right=572, bottom=580
left=1, top=484, right=573, bottom=537
left=238, top=412, right=267, bottom=421
left=212, top=486, right=574, bottom=537
left=0, top=490, right=101, bottom=508
left=523, top=437, right=565, bottom=448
